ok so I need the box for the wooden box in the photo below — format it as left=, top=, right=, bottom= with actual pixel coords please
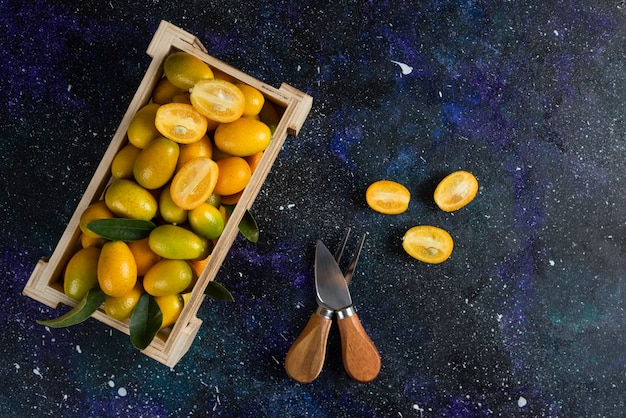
left=23, top=20, right=312, bottom=367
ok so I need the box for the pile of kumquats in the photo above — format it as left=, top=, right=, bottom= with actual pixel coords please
left=38, top=51, right=281, bottom=349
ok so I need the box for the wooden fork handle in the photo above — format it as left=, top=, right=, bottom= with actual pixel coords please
left=337, top=308, right=381, bottom=383
left=284, top=308, right=333, bottom=383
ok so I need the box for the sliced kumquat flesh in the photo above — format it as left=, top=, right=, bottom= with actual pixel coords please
left=402, top=225, right=454, bottom=264
left=155, top=103, right=208, bottom=144
left=190, top=79, right=245, bottom=123
left=433, top=170, right=478, bottom=212
left=365, top=180, right=411, bottom=214
left=169, top=157, right=219, bottom=210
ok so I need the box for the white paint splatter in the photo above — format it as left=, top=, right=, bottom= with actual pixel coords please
left=117, top=387, right=127, bottom=397
left=390, top=60, right=413, bottom=75
left=518, top=396, right=527, bottom=407
left=76, top=345, right=82, bottom=354
left=213, top=386, right=222, bottom=411
left=108, top=380, right=115, bottom=388
left=33, top=367, right=43, bottom=378
left=549, top=260, right=555, bottom=266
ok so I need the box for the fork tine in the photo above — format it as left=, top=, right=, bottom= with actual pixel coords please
left=334, top=227, right=351, bottom=262
left=344, top=233, right=366, bottom=285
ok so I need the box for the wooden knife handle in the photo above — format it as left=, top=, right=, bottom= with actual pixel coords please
left=284, top=310, right=332, bottom=383
left=337, top=311, right=381, bottom=383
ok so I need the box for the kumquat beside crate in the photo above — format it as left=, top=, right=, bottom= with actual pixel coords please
left=23, top=20, right=312, bottom=367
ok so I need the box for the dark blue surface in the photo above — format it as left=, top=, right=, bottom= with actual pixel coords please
left=1, top=0, right=625, bottom=416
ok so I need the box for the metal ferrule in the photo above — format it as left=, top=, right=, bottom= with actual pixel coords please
left=315, top=306, right=334, bottom=320
left=335, top=306, right=355, bottom=320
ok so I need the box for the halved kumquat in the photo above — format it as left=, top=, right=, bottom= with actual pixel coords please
left=190, top=79, right=245, bottom=123
left=433, top=170, right=478, bottom=212
left=365, top=180, right=411, bottom=214
left=402, top=225, right=454, bottom=264
left=155, top=103, right=208, bottom=144
left=169, top=157, right=219, bottom=210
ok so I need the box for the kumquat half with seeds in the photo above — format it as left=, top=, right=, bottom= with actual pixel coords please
left=38, top=51, right=274, bottom=350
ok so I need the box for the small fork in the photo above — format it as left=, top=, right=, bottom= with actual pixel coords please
left=334, top=228, right=367, bottom=287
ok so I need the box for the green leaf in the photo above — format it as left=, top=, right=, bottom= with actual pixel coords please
left=224, top=205, right=259, bottom=243
left=86, top=218, right=156, bottom=242
left=36, top=288, right=106, bottom=328
left=129, top=293, right=163, bottom=350
left=205, top=281, right=235, bottom=302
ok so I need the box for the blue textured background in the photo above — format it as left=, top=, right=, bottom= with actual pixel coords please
left=1, top=0, right=625, bottom=416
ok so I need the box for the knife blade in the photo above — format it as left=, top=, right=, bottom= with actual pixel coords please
left=315, top=240, right=352, bottom=311
left=315, top=240, right=381, bottom=383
